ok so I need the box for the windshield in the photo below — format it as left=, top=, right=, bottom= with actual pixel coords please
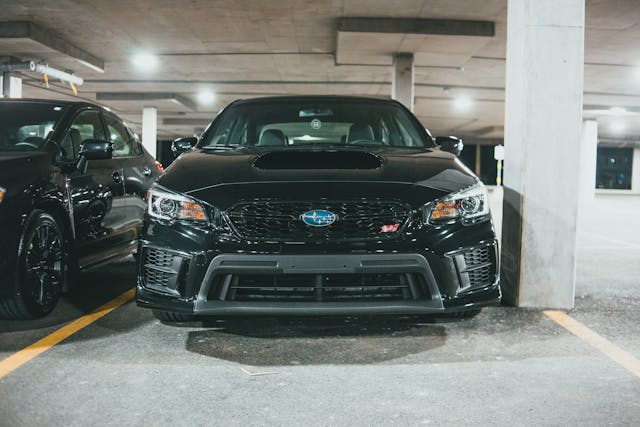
left=0, top=103, right=67, bottom=152
left=200, top=100, right=433, bottom=149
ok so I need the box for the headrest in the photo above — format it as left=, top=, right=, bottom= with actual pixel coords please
left=347, top=123, right=374, bottom=143
left=259, top=129, right=287, bottom=146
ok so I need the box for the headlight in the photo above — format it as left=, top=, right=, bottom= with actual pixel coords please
left=147, top=185, right=208, bottom=222
left=0, top=186, right=5, bottom=205
left=423, top=182, right=490, bottom=224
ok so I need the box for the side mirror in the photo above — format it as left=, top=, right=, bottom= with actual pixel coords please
left=171, top=137, right=197, bottom=158
left=77, top=139, right=113, bottom=173
left=435, top=136, right=464, bottom=157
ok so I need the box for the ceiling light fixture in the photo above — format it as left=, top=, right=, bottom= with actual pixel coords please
left=453, top=96, right=473, bottom=112
left=131, top=51, right=159, bottom=72
left=197, top=90, right=215, bottom=106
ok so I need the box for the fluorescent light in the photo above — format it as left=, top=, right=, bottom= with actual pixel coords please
left=610, top=120, right=626, bottom=134
left=197, top=90, right=215, bottom=106
left=609, top=106, right=627, bottom=115
left=131, top=51, right=158, bottom=72
left=453, top=96, right=473, bottom=112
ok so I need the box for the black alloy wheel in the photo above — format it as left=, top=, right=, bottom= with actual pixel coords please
left=0, top=211, right=66, bottom=319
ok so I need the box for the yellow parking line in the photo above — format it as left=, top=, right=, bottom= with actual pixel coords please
left=0, top=288, right=135, bottom=380
left=544, top=310, right=640, bottom=378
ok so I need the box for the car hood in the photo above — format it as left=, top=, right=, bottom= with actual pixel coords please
left=160, top=147, right=477, bottom=192
left=158, top=147, right=478, bottom=206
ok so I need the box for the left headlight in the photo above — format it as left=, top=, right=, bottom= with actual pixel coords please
left=147, top=185, right=208, bottom=222
left=423, top=182, right=490, bottom=225
left=0, top=186, right=5, bottom=205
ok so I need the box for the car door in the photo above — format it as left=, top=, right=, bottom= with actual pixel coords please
left=102, top=113, right=158, bottom=233
left=59, top=109, right=133, bottom=268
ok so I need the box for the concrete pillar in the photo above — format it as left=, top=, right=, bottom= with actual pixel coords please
left=632, top=147, right=640, bottom=193
left=501, top=0, right=585, bottom=309
left=579, top=120, right=598, bottom=203
left=142, top=107, right=157, bottom=159
left=1, top=72, right=22, bottom=98
left=392, top=53, right=414, bottom=111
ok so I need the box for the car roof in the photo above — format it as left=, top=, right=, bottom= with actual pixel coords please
left=0, top=98, right=105, bottom=110
left=229, top=95, right=403, bottom=107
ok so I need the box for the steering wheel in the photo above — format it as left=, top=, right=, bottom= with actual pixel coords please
left=15, top=137, right=44, bottom=149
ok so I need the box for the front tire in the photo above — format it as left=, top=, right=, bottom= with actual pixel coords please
left=443, top=308, right=482, bottom=319
left=0, top=211, right=66, bottom=319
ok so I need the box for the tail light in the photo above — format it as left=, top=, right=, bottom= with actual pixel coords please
left=155, top=161, right=164, bottom=173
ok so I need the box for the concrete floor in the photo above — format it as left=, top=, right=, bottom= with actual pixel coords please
left=0, top=194, right=639, bottom=426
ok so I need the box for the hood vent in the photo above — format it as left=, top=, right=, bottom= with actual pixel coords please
left=253, top=150, right=382, bottom=170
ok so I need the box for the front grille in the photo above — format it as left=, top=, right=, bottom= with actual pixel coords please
left=455, top=245, right=497, bottom=291
left=208, top=273, right=430, bottom=302
left=226, top=199, right=411, bottom=241
left=142, top=247, right=188, bottom=295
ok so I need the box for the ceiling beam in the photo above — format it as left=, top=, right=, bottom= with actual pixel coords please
left=0, top=21, right=104, bottom=72
left=337, top=17, right=495, bottom=37
left=96, top=92, right=197, bottom=111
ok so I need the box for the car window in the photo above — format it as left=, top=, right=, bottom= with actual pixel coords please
left=105, top=115, right=136, bottom=157
left=200, top=101, right=432, bottom=148
left=0, top=103, right=66, bottom=152
left=60, top=110, right=106, bottom=161
left=125, top=127, right=143, bottom=156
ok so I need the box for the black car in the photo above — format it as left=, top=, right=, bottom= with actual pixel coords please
left=136, top=96, right=500, bottom=322
left=0, top=99, right=161, bottom=318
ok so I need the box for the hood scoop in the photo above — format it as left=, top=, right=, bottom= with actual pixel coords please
left=253, top=150, right=382, bottom=170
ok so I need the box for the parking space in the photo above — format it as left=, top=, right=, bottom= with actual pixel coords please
left=1, top=206, right=638, bottom=426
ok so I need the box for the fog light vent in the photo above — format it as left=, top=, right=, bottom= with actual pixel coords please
left=454, top=245, right=497, bottom=291
left=142, top=247, right=187, bottom=295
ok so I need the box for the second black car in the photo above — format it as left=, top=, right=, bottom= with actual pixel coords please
left=0, top=99, right=161, bottom=319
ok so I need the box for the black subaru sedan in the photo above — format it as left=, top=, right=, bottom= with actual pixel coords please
left=0, top=99, right=161, bottom=318
left=136, top=96, right=500, bottom=322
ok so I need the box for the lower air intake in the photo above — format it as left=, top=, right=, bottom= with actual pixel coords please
left=208, top=273, right=430, bottom=302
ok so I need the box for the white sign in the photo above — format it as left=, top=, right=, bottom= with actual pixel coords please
left=494, top=145, right=505, bottom=161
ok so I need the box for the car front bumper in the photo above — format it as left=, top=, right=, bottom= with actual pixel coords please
left=136, top=243, right=501, bottom=316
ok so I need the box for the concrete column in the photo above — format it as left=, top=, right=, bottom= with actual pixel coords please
left=1, top=72, right=22, bottom=98
left=501, top=0, right=585, bottom=309
left=392, top=53, right=414, bottom=111
left=579, top=120, right=598, bottom=203
left=142, top=107, right=157, bottom=159
left=632, top=147, right=640, bottom=193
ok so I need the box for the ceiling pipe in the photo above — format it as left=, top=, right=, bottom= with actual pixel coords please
left=0, top=61, right=83, bottom=86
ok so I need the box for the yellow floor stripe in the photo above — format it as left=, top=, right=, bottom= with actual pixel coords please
left=0, top=288, right=135, bottom=380
left=544, top=310, right=640, bottom=378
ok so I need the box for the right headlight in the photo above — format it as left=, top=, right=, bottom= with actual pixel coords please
left=423, top=182, right=490, bottom=225
left=147, top=185, right=208, bottom=222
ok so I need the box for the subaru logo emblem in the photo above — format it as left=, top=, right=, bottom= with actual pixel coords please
left=301, top=210, right=337, bottom=227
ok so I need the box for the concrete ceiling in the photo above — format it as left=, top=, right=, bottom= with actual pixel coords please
left=0, top=0, right=639, bottom=140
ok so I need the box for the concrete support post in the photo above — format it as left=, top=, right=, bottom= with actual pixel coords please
left=142, top=107, right=158, bottom=160
left=632, top=148, right=640, bottom=193
left=1, top=72, right=22, bottom=98
left=501, top=0, right=585, bottom=308
left=580, top=120, right=598, bottom=203
left=392, top=53, right=414, bottom=111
